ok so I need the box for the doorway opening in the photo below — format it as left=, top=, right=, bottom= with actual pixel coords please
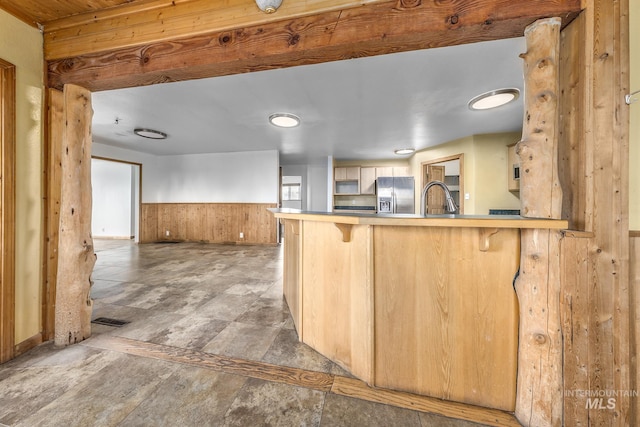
left=421, top=154, right=464, bottom=214
left=91, top=157, right=142, bottom=243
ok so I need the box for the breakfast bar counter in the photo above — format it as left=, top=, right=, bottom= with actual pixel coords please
left=269, top=209, right=567, bottom=412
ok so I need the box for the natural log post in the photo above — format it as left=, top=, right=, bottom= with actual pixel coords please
left=54, top=84, right=95, bottom=347
left=514, top=17, right=564, bottom=427
left=517, top=18, right=563, bottom=219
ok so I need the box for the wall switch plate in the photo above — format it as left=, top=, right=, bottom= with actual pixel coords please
left=464, top=193, right=470, bottom=200
left=165, top=230, right=170, bottom=236
left=239, top=232, right=244, bottom=239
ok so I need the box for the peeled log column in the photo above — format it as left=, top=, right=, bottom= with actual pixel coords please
left=54, top=84, right=95, bottom=346
left=517, top=17, right=563, bottom=218
left=514, top=18, right=563, bottom=427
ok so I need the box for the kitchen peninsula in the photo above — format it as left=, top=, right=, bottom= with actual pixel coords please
left=270, top=209, right=567, bottom=412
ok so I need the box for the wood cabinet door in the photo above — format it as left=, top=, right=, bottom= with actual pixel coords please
left=376, top=167, right=393, bottom=178
left=360, top=167, right=376, bottom=194
left=346, top=167, right=360, bottom=180
left=334, top=167, right=347, bottom=181
left=392, top=166, right=410, bottom=177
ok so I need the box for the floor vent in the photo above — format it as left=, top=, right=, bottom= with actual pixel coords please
left=91, top=317, right=130, bottom=327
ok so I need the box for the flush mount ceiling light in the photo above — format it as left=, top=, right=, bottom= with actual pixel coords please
left=468, top=88, right=520, bottom=110
left=269, top=113, right=300, bottom=128
left=394, top=148, right=415, bottom=155
left=134, top=128, right=167, bottom=139
left=255, top=0, right=282, bottom=13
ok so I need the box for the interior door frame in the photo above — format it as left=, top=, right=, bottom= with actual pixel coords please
left=0, top=58, right=16, bottom=363
left=420, top=153, right=464, bottom=214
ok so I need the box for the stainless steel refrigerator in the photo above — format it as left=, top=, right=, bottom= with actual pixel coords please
left=376, top=176, right=415, bottom=214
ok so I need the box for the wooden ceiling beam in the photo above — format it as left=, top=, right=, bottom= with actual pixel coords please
left=47, top=0, right=582, bottom=92
left=43, top=0, right=392, bottom=60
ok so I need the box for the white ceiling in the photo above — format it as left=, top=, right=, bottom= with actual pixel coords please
left=91, top=37, right=526, bottom=165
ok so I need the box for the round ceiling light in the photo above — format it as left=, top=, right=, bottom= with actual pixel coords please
left=394, top=148, right=415, bottom=155
left=468, top=88, right=520, bottom=110
left=269, top=113, right=300, bottom=128
left=134, top=128, right=167, bottom=139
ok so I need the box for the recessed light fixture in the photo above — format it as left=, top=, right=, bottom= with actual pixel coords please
left=134, top=128, right=167, bottom=139
left=468, top=88, right=520, bottom=110
left=269, top=113, right=300, bottom=128
left=394, top=148, right=415, bottom=155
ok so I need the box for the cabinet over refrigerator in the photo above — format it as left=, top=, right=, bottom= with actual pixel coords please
left=376, top=176, right=415, bottom=214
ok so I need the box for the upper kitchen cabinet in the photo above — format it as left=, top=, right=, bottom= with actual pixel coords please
left=375, top=166, right=411, bottom=178
left=392, top=166, right=411, bottom=177
left=334, top=166, right=361, bottom=194
left=360, top=167, right=377, bottom=195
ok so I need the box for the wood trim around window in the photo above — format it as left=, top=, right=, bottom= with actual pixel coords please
left=0, top=59, right=16, bottom=363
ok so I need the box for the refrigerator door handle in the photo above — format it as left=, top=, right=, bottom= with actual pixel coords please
left=391, top=191, right=396, bottom=214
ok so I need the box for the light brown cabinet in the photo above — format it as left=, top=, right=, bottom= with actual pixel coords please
left=392, top=166, right=411, bottom=177
left=360, top=167, right=377, bottom=195
left=334, top=166, right=360, bottom=194
left=334, top=165, right=410, bottom=197
left=375, top=167, right=393, bottom=178
left=375, top=166, right=410, bottom=178
left=507, top=144, right=520, bottom=192
left=335, top=166, right=360, bottom=181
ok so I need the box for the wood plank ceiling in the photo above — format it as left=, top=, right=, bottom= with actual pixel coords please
left=0, top=0, right=147, bottom=28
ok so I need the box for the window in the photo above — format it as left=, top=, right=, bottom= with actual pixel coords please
left=282, top=183, right=301, bottom=201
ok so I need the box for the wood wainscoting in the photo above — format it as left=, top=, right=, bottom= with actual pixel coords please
left=140, top=203, right=278, bottom=245
left=631, top=231, right=640, bottom=427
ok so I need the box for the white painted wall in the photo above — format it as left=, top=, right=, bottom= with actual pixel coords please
left=326, top=156, right=334, bottom=212
left=147, top=150, right=279, bottom=203
left=91, top=159, right=133, bottom=238
left=281, top=162, right=330, bottom=212
left=92, top=143, right=279, bottom=204
left=308, top=161, right=330, bottom=211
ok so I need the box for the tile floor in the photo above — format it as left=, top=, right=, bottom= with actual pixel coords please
left=0, top=239, right=495, bottom=427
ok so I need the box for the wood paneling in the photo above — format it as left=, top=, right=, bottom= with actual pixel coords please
left=557, top=1, right=631, bottom=424
left=560, top=232, right=592, bottom=426
left=631, top=233, right=640, bottom=427
left=301, top=221, right=373, bottom=382
left=558, top=12, right=589, bottom=231
left=282, top=220, right=302, bottom=335
left=0, top=59, right=15, bottom=364
left=140, top=203, right=277, bottom=245
left=0, top=0, right=147, bottom=28
left=373, top=226, right=519, bottom=412
left=46, top=0, right=582, bottom=91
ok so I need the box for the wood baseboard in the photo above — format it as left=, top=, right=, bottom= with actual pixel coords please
left=14, top=333, right=43, bottom=358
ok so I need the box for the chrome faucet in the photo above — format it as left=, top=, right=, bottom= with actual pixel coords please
left=420, top=180, right=458, bottom=215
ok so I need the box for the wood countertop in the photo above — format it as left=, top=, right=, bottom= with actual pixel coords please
left=269, top=208, right=568, bottom=229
